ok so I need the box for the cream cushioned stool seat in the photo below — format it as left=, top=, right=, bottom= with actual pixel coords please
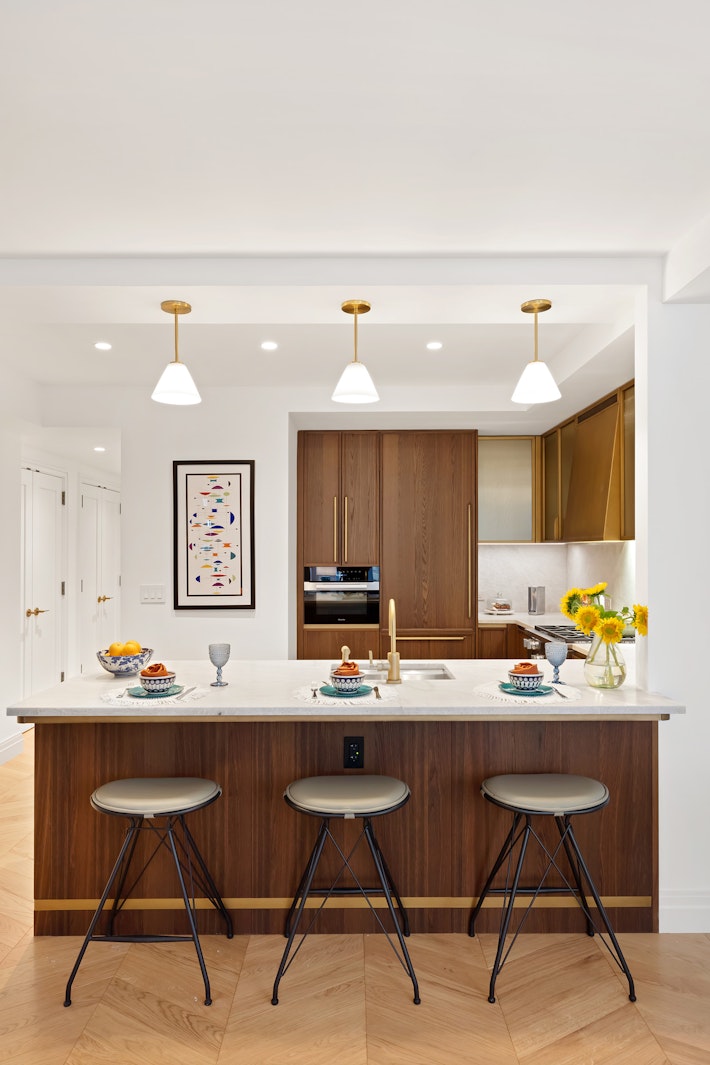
left=64, top=776, right=233, bottom=1008
left=271, top=774, right=419, bottom=1005
left=469, top=772, right=635, bottom=1004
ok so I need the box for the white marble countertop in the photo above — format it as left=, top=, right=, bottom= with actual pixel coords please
left=7, top=658, right=683, bottom=723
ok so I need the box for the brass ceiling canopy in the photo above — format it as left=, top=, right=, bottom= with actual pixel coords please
left=521, top=298, right=551, bottom=315
left=161, top=299, right=192, bottom=316
left=341, top=299, right=371, bottom=317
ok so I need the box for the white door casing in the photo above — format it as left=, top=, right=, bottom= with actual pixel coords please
left=20, top=468, right=67, bottom=697
left=79, top=483, right=121, bottom=672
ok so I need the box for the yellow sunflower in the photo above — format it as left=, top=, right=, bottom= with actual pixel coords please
left=575, top=604, right=601, bottom=635
left=585, top=581, right=608, bottom=597
left=560, top=589, right=583, bottom=619
left=633, top=604, right=648, bottom=637
left=594, top=615, right=625, bottom=644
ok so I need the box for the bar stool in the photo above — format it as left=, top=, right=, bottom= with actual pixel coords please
left=469, top=773, right=635, bottom=1003
left=64, top=777, right=233, bottom=1007
left=271, top=774, right=420, bottom=1005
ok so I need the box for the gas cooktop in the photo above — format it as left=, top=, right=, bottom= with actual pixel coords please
left=535, top=624, right=635, bottom=644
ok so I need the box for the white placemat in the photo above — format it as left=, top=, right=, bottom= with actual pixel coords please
left=474, top=680, right=582, bottom=705
left=293, top=684, right=398, bottom=706
left=101, top=685, right=207, bottom=707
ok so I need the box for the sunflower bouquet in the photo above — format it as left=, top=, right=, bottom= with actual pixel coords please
left=560, top=582, right=648, bottom=688
left=560, top=582, right=648, bottom=642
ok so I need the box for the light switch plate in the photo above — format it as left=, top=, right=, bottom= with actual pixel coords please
left=140, top=584, right=166, bottom=604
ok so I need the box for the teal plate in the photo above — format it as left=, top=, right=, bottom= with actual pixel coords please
left=499, top=681, right=553, bottom=698
left=127, top=684, right=184, bottom=699
left=319, top=684, right=373, bottom=699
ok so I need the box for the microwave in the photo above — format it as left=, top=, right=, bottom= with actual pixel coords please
left=303, top=566, right=380, bottom=626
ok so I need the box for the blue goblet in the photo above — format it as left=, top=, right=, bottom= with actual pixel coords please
left=544, top=640, right=568, bottom=684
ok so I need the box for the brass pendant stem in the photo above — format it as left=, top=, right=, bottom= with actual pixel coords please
left=533, top=311, right=538, bottom=362
left=174, top=312, right=180, bottom=364
left=353, top=312, right=359, bottom=363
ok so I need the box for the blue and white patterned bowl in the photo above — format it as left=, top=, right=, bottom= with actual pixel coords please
left=507, top=668, right=543, bottom=691
left=97, top=648, right=154, bottom=676
left=330, top=671, right=362, bottom=693
left=139, top=671, right=176, bottom=694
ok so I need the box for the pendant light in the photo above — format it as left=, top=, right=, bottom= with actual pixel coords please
left=331, top=299, right=380, bottom=404
left=511, top=298, right=561, bottom=405
left=151, top=300, right=202, bottom=405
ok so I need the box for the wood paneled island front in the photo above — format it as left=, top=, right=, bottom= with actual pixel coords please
left=8, top=659, right=683, bottom=937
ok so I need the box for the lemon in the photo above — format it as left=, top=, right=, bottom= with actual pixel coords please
left=107, top=642, right=125, bottom=656
left=122, top=640, right=142, bottom=655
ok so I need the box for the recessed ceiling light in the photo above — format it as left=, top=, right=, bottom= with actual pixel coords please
left=261, top=340, right=278, bottom=351
left=426, top=341, right=443, bottom=351
left=93, top=446, right=106, bottom=453
left=94, top=341, right=112, bottom=351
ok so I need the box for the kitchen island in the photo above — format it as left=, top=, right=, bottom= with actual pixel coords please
left=8, top=659, right=683, bottom=937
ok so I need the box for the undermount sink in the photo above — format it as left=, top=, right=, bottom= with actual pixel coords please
left=335, top=662, right=455, bottom=681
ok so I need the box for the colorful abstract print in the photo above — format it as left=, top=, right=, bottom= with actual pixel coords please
left=185, top=473, right=244, bottom=599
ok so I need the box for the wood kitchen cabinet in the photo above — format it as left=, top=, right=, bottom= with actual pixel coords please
left=478, top=436, right=539, bottom=542
left=298, top=431, right=379, bottom=565
left=564, top=393, right=621, bottom=541
left=476, top=625, right=508, bottom=659
left=301, top=626, right=380, bottom=662
left=542, top=418, right=576, bottom=541
left=380, top=431, right=477, bottom=652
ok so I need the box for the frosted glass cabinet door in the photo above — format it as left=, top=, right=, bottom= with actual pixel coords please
left=478, top=438, right=534, bottom=542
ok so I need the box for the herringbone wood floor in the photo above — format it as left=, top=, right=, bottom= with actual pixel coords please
left=1, top=730, right=709, bottom=1064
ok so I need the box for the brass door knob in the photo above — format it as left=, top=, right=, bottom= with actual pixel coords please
left=25, top=607, right=49, bottom=617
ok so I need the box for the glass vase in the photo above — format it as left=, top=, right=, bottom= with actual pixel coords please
left=583, top=633, right=626, bottom=689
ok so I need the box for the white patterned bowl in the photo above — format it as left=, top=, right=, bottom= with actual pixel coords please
left=97, top=648, right=153, bottom=676
left=139, top=671, right=176, bottom=693
left=330, top=671, right=362, bottom=693
left=508, top=669, right=543, bottom=691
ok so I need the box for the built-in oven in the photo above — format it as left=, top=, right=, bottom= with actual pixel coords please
left=303, top=566, right=380, bottom=625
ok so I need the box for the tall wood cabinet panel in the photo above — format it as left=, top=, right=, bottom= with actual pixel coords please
left=380, top=431, right=476, bottom=643
left=298, top=431, right=379, bottom=566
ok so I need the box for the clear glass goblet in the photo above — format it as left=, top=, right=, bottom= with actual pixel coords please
left=208, top=643, right=231, bottom=687
left=544, top=640, right=568, bottom=684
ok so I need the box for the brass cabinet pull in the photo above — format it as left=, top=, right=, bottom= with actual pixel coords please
left=467, top=503, right=472, bottom=619
left=25, top=607, right=49, bottom=617
left=344, top=495, right=349, bottom=562
left=554, top=515, right=559, bottom=540
left=394, top=635, right=466, bottom=641
left=333, top=496, right=338, bottom=563
left=97, top=595, right=113, bottom=604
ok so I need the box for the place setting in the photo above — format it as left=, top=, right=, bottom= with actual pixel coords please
left=475, top=642, right=582, bottom=704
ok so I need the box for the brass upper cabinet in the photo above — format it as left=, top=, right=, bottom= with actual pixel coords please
left=542, top=419, right=576, bottom=541
left=298, top=431, right=380, bottom=565
left=478, top=436, right=538, bottom=542
left=564, top=393, right=623, bottom=542
left=380, top=431, right=476, bottom=633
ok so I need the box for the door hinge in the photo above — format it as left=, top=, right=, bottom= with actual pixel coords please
left=61, top=580, right=66, bottom=596
left=60, top=671, right=65, bottom=682
left=61, top=490, right=66, bottom=505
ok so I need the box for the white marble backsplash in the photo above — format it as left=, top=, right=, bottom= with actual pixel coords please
left=478, top=541, right=636, bottom=615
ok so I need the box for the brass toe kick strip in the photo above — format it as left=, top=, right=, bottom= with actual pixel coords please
left=36, top=894, right=652, bottom=912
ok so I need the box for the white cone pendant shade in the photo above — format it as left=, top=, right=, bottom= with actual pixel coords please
left=332, top=360, right=380, bottom=403
left=331, top=299, right=380, bottom=404
left=511, top=359, right=561, bottom=404
left=152, top=299, right=202, bottom=406
left=511, top=298, right=561, bottom=405
left=151, top=360, right=202, bottom=405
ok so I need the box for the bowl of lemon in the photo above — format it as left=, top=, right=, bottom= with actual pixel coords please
left=97, top=641, right=153, bottom=676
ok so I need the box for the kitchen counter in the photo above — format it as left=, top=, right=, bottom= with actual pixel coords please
left=7, top=657, right=677, bottom=722
left=11, top=661, right=681, bottom=939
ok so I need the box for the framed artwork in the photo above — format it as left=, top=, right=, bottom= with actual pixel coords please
left=173, top=460, right=255, bottom=609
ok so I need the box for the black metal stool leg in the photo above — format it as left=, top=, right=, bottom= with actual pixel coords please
left=555, top=815, right=595, bottom=937
left=565, top=825, right=636, bottom=1001
left=179, top=818, right=233, bottom=938
left=64, top=821, right=139, bottom=1006
left=363, top=821, right=420, bottom=1004
left=166, top=819, right=213, bottom=1006
left=469, top=813, right=522, bottom=936
left=272, top=820, right=329, bottom=1005
left=488, top=818, right=532, bottom=1003
left=106, top=818, right=143, bottom=936
left=282, top=824, right=328, bottom=939
left=366, top=820, right=412, bottom=937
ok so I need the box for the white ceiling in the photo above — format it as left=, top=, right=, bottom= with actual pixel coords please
left=3, top=0, right=710, bottom=469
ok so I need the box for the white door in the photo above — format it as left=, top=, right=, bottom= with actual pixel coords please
left=20, top=469, right=67, bottom=696
left=79, top=483, right=121, bottom=672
